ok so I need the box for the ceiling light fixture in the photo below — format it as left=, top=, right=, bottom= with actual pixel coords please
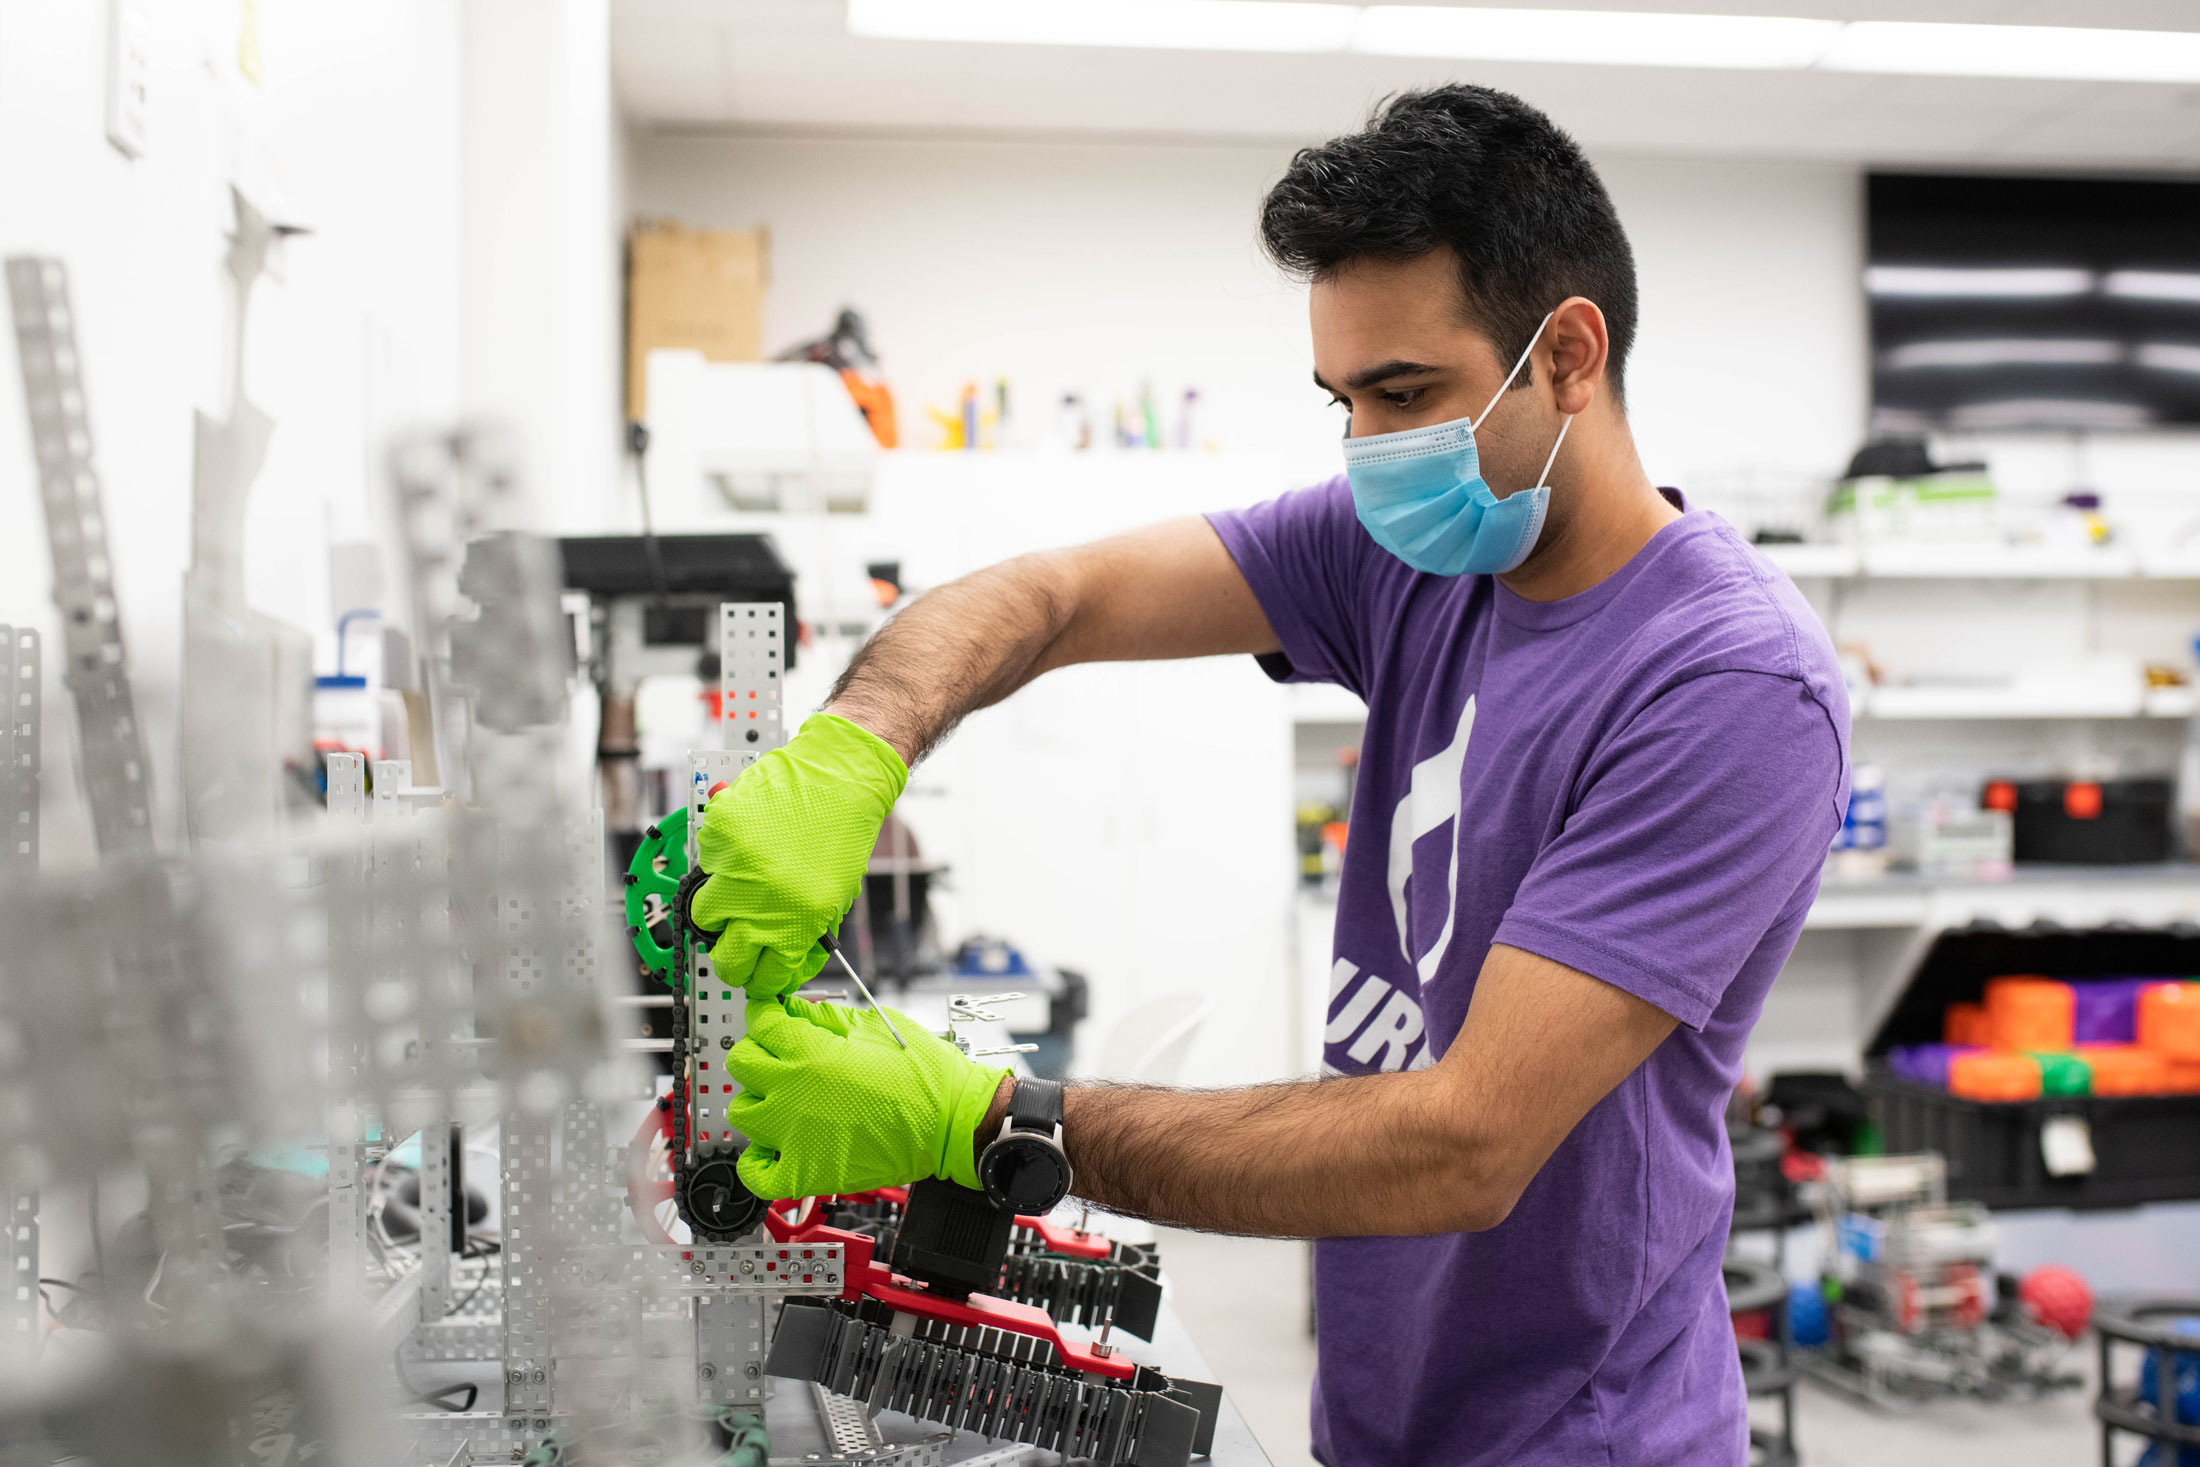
left=1880, top=339, right=2121, bottom=370
left=1864, top=267, right=2096, bottom=299
left=846, top=2, right=2200, bottom=85
left=1822, top=21, right=2200, bottom=85
left=845, top=0, right=1359, bottom=53
left=2105, top=271, right=2200, bottom=304
left=1351, top=7, right=1839, bottom=69
left=2136, top=343, right=2200, bottom=376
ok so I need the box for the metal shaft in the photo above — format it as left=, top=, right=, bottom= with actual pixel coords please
left=821, top=933, right=906, bottom=1048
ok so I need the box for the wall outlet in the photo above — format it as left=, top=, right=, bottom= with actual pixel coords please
left=105, top=1, right=150, bottom=159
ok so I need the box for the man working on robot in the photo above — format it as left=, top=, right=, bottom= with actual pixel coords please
left=692, top=85, right=1849, bottom=1466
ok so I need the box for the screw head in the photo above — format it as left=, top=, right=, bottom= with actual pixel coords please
left=697, top=1362, right=717, bottom=1381
left=506, top=1369, right=524, bottom=1383
left=739, top=1259, right=755, bottom=1274
left=691, top=1261, right=706, bottom=1275
left=720, top=1035, right=733, bottom=1050
left=743, top=1362, right=762, bottom=1378
left=532, top=1370, right=546, bottom=1384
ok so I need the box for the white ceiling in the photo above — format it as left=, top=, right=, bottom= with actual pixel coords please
left=613, top=0, right=2200, bottom=167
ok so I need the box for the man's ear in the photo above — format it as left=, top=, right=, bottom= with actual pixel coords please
left=1545, top=297, right=1610, bottom=417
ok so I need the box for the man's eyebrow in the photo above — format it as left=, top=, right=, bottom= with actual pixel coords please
left=1314, top=359, right=1447, bottom=395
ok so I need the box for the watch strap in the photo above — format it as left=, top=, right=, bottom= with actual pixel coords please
left=1005, top=1076, right=1064, bottom=1134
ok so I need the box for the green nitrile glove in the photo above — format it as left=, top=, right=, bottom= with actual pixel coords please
left=692, top=712, right=908, bottom=998
left=725, top=998, right=1009, bottom=1201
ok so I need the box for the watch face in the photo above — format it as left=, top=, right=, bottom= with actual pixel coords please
left=983, top=1135, right=1072, bottom=1214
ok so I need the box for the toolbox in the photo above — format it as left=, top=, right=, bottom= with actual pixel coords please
left=1862, top=922, right=2200, bottom=1210
left=1982, top=776, right=2173, bottom=865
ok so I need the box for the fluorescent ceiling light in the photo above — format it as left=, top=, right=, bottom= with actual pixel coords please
left=2106, top=271, right=2200, bottom=304
left=846, top=3, right=2200, bottom=85
left=1352, top=7, right=1838, bottom=69
left=2137, top=343, right=2200, bottom=376
left=1949, top=398, right=2152, bottom=430
left=1823, top=21, right=2200, bottom=84
left=1882, top=339, right=2120, bottom=371
left=1865, top=266, right=2095, bottom=299
left=846, top=0, right=1358, bottom=52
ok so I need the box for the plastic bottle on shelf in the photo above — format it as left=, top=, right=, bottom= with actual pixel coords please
left=1832, top=764, right=1888, bottom=880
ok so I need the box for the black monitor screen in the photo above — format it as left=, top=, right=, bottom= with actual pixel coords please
left=1867, top=172, right=2200, bottom=433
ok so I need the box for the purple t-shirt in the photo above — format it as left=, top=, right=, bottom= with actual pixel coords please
left=1207, top=480, right=1849, bottom=1467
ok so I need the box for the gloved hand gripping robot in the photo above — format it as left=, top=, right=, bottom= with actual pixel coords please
left=622, top=703, right=1215, bottom=1466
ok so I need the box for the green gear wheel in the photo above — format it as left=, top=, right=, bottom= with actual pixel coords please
left=624, top=805, right=693, bottom=989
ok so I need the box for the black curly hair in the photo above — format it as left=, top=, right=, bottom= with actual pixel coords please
left=1260, top=84, right=1638, bottom=403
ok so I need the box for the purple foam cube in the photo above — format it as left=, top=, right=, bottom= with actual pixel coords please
left=1889, top=1043, right=1978, bottom=1088
left=2072, top=978, right=2150, bottom=1046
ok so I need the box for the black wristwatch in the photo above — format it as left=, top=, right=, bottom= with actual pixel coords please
left=976, top=1077, right=1073, bottom=1215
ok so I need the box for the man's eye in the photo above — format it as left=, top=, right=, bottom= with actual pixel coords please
left=1326, top=396, right=1349, bottom=412
left=1382, top=388, right=1425, bottom=410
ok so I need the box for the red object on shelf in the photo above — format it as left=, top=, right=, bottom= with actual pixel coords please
left=2018, top=1264, right=2093, bottom=1339
left=1982, top=780, right=2018, bottom=814
left=2063, top=782, right=2104, bottom=820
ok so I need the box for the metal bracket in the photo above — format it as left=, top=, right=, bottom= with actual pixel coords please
left=5, top=258, right=155, bottom=856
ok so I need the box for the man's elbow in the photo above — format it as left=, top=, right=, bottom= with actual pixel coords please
left=1429, top=1145, right=1532, bottom=1234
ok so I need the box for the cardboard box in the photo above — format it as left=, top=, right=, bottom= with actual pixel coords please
left=626, top=220, right=770, bottom=422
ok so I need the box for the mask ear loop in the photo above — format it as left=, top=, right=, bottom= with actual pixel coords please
left=1531, top=415, right=1574, bottom=491
left=1472, top=310, right=1558, bottom=429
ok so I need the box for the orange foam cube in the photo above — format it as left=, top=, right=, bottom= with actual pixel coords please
left=2137, top=982, right=2200, bottom=1060
left=1949, top=1050, right=2043, bottom=1102
left=1986, top=976, right=2075, bottom=1052
left=2078, top=1044, right=2171, bottom=1097
left=1944, top=1001, right=1990, bottom=1047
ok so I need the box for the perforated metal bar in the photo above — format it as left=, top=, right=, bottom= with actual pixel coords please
left=685, top=748, right=742, bottom=1153
left=685, top=604, right=785, bottom=1171
left=418, top=1121, right=458, bottom=1318
left=326, top=751, right=366, bottom=822
left=719, top=601, right=785, bottom=754
left=5, top=628, right=39, bottom=869
left=5, top=1190, right=35, bottom=1365
left=5, top=259, right=155, bottom=856
left=0, top=629, right=35, bottom=1355
left=695, top=1295, right=769, bottom=1405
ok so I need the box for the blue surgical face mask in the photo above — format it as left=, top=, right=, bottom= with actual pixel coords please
left=1340, top=311, right=1574, bottom=577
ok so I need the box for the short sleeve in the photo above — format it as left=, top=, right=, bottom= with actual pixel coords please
left=1205, top=476, right=1380, bottom=698
left=1491, top=670, right=1846, bottom=1030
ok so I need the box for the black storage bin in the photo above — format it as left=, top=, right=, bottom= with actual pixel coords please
left=1862, top=922, right=2200, bottom=1211
left=1991, top=777, right=2172, bottom=864
left=1867, top=1075, right=2200, bottom=1210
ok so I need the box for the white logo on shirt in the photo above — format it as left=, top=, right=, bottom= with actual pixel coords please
left=1387, top=694, right=1475, bottom=983
left=1324, top=695, right=1475, bottom=1075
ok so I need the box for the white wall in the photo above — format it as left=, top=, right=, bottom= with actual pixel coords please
left=460, top=0, right=624, bottom=533
left=0, top=0, right=466, bottom=866
left=626, top=132, right=1876, bottom=493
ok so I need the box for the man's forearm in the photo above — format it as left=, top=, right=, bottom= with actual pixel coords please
left=825, top=554, right=1074, bottom=766
left=979, top=1072, right=1521, bottom=1238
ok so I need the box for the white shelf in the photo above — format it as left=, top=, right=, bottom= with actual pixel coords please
left=1806, top=865, right=2200, bottom=932
left=1759, top=541, right=2200, bottom=581
left=1856, top=685, right=2191, bottom=721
